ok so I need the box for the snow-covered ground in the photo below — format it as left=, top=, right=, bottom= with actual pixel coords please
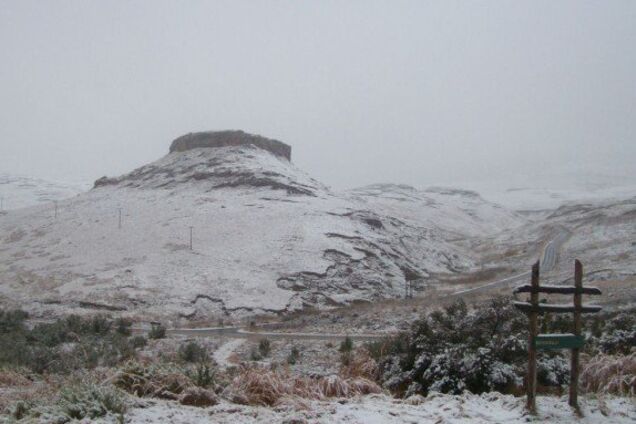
left=101, top=393, right=636, bottom=423
left=0, top=174, right=88, bottom=211
left=0, top=145, right=524, bottom=321
left=455, top=172, right=636, bottom=212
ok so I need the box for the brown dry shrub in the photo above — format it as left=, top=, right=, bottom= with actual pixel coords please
left=581, top=353, right=636, bottom=396
left=0, top=369, right=31, bottom=387
left=113, top=361, right=192, bottom=400
left=0, top=372, right=63, bottom=412
left=179, top=386, right=218, bottom=407
left=229, top=366, right=381, bottom=406
left=339, top=348, right=379, bottom=380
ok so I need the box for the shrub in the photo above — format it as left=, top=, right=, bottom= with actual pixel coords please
left=258, top=339, right=271, bottom=357
left=536, top=355, right=569, bottom=387
left=115, top=318, right=132, bottom=336
left=581, top=353, right=636, bottom=396
left=148, top=323, right=167, bottom=340
left=57, top=382, right=127, bottom=420
left=131, top=335, right=147, bottom=349
left=287, top=346, right=300, bottom=365
left=599, top=329, right=636, bottom=355
left=0, top=310, right=142, bottom=374
left=371, top=297, right=528, bottom=397
left=339, top=336, right=353, bottom=353
left=178, top=341, right=209, bottom=363
left=250, top=348, right=262, bottom=361
left=229, top=367, right=381, bottom=406
left=188, top=363, right=216, bottom=388
left=0, top=309, right=28, bottom=333
left=339, top=348, right=378, bottom=380
left=114, top=361, right=191, bottom=399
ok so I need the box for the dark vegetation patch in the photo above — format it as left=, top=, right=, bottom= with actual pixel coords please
left=367, top=297, right=636, bottom=398
left=0, top=310, right=153, bottom=374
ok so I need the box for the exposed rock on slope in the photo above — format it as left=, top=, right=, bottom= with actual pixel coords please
left=169, top=130, right=291, bottom=161
left=0, top=132, right=524, bottom=321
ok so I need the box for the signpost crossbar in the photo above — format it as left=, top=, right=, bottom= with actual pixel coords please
left=514, top=285, right=601, bottom=295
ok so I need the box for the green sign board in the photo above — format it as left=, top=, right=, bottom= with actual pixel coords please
left=533, top=334, right=584, bottom=350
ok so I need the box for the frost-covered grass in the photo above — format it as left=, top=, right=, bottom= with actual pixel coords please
left=581, top=353, right=636, bottom=396
left=93, top=392, right=636, bottom=424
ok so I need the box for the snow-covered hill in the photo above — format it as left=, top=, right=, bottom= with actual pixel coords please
left=0, top=174, right=87, bottom=211
left=546, top=196, right=636, bottom=282
left=0, top=133, right=525, bottom=321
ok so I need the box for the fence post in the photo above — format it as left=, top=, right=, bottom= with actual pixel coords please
left=569, top=259, right=583, bottom=409
left=527, top=260, right=539, bottom=412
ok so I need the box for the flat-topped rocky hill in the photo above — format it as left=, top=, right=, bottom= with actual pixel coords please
left=0, top=131, right=527, bottom=322
left=169, top=130, right=291, bottom=161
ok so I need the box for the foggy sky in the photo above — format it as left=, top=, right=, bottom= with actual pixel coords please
left=1, top=1, right=635, bottom=189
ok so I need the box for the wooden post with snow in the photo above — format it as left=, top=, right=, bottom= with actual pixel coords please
left=569, top=260, right=583, bottom=409
left=513, top=259, right=601, bottom=413
left=526, top=261, right=539, bottom=412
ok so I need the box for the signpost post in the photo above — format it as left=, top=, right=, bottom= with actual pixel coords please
left=513, top=259, right=601, bottom=412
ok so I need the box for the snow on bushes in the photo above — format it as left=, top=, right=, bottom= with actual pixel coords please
left=369, top=297, right=570, bottom=397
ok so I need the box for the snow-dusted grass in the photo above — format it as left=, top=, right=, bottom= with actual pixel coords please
left=582, top=353, right=636, bottom=396
left=97, top=392, right=636, bottom=423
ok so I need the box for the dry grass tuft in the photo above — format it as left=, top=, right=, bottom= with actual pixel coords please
left=581, top=353, right=636, bottom=396
left=0, top=369, right=32, bottom=387
left=112, top=361, right=192, bottom=400
left=229, top=366, right=381, bottom=406
left=339, top=348, right=379, bottom=380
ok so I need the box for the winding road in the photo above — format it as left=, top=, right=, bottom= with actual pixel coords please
left=451, top=227, right=569, bottom=296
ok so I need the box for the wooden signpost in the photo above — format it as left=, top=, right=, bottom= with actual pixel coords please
left=513, top=259, right=601, bottom=412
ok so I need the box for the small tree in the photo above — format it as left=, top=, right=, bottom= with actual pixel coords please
left=148, top=323, right=166, bottom=340
left=339, top=336, right=353, bottom=353
left=258, top=338, right=271, bottom=357
left=178, top=341, right=209, bottom=363
left=287, top=346, right=300, bottom=365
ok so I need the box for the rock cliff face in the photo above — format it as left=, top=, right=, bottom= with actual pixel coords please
left=169, top=130, right=291, bottom=161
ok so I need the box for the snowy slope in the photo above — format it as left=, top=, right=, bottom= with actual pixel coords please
left=348, top=184, right=524, bottom=240
left=0, top=143, right=524, bottom=320
left=0, top=174, right=87, bottom=211
left=545, top=196, right=636, bottom=280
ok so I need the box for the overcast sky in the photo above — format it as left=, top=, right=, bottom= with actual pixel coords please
left=1, top=1, right=635, bottom=189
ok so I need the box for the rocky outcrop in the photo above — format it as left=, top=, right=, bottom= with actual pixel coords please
left=170, top=130, right=291, bottom=161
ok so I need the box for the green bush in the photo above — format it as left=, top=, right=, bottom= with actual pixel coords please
left=131, top=335, right=147, bottom=349
left=148, top=323, right=167, bottom=339
left=287, top=346, right=300, bottom=365
left=0, top=310, right=146, bottom=374
left=57, top=382, right=127, bottom=420
left=0, top=309, right=28, bottom=333
left=188, top=363, right=216, bottom=388
left=258, top=338, right=271, bottom=357
left=339, top=336, right=354, bottom=353
left=178, top=341, right=209, bottom=363
left=115, top=318, right=133, bottom=336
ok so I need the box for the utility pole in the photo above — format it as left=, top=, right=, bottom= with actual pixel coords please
left=189, top=226, right=194, bottom=250
left=0, top=196, right=4, bottom=211
left=54, top=201, right=58, bottom=219
left=118, top=208, right=122, bottom=229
